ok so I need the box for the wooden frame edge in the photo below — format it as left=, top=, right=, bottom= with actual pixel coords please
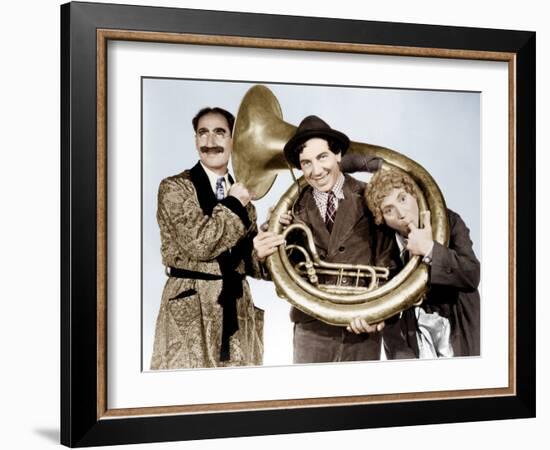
left=508, top=55, right=517, bottom=395
left=95, top=27, right=518, bottom=421
left=97, top=28, right=108, bottom=419
left=101, top=386, right=515, bottom=419
left=98, top=28, right=515, bottom=61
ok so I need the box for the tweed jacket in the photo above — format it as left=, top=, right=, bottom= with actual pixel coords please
left=289, top=174, right=397, bottom=323
left=383, top=209, right=481, bottom=358
left=150, top=164, right=264, bottom=369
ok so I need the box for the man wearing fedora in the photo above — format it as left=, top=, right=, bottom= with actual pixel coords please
left=254, top=115, right=396, bottom=363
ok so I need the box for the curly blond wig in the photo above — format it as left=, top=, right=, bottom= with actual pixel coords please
left=365, top=168, right=418, bottom=225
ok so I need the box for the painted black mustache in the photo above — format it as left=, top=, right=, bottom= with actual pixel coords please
left=200, top=146, right=224, bottom=154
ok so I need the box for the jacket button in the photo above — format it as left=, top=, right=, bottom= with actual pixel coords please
left=446, top=268, right=453, bottom=274
left=338, top=246, right=345, bottom=252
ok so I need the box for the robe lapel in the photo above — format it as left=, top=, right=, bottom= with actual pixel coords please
left=189, top=162, right=217, bottom=216
left=188, top=162, right=244, bottom=361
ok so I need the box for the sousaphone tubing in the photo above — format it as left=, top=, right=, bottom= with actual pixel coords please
left=233, top=84, right=449, bottom=326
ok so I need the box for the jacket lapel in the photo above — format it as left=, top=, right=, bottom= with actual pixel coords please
left=302, top=189, right=330, bottom=252
left=328, top=176, right=364, bottom=254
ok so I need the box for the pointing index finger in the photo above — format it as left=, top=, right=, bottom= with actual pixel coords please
left=421, top=210, right=432, bottom=228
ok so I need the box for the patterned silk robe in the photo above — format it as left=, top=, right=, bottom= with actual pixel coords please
left=150, top=164, right=264, bottom=369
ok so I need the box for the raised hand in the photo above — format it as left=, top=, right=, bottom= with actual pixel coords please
left=253, top=230, right=286, bottom=261
left=406, top=210, right=434, bottom=256
left=228, top=182, right=251, bottom=206
left=259, top=206, right=293, bottom=232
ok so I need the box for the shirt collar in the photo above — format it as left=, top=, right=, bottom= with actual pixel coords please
left=395, top=232, right=408, bottom=252
left=200, top=161, right=230, bottom=191
left=312, top=173, right=345, bottom=200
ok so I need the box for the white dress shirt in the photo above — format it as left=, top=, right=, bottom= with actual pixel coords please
left=200, top=162, right=232, bottom=198
left=395, top=232, right=454, bottom=358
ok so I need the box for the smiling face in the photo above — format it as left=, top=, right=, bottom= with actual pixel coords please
left=195, top=112, right=232, bottom=175
left=380, top=188, right=420, bottom=236
left=298, top=138, right=342, bottom=192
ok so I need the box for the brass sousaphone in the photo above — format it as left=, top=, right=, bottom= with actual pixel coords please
left=233, top=85, right=450, bottom=326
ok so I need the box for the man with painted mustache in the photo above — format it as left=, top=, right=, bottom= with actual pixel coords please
left=150, top=107, right=264, bottom=369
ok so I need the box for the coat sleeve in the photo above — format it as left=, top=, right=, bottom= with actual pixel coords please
left=242, top=203, right=272, bottom=280
left=430, top=210, right=480, bottom=291
left=340, top=153, right=385, bottom=173
left=157, top=177, right=250, bottom=261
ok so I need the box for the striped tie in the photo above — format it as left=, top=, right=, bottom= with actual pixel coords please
left=325, top=191, right=336, bottom=233
left=215, top=177, right=224, bottom=200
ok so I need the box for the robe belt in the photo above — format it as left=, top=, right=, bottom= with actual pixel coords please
left=166, top=266, right=244, bottom=362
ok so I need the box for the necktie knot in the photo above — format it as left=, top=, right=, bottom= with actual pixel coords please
left=215, top=177, right=224, bottom=200
left=325, top=191, right=336, bottom=233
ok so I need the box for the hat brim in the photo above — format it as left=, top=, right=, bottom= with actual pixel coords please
left=284, top=129, right=350, bottom=168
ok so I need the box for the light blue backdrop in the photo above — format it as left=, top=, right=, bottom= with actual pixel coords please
left=142, top=78, right=480, bottom=367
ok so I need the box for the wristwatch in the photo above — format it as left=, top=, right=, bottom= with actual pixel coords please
left=422, top=242, right=434, bottom=265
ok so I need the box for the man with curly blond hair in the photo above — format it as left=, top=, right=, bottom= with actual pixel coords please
left=351, top=167, right=480, bottom=358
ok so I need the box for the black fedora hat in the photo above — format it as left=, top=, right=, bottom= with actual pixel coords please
left=283, top=115, right=350, bottom=168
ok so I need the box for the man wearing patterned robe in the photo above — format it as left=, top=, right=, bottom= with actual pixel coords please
left=150, top=107, right=264, bottom=369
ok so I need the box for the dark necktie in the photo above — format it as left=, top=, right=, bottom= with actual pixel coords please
left=401, top=248, right=410, bottom=265
left=215, top=177, right=224, bottom=200
left=325, top=191, right=336, bottom=233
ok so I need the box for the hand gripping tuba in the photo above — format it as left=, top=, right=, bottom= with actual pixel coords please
left=233, top=85, right=450, bottom=326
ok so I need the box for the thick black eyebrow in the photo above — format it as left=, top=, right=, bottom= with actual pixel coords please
left=197, top=127, right=228, bottom=134
left=316, top=151, right=330, bottom=160
left=299, top=151, right=329, bottom=165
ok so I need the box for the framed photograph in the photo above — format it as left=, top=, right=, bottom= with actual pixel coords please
left=61, top=1, right=535, bottom=447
